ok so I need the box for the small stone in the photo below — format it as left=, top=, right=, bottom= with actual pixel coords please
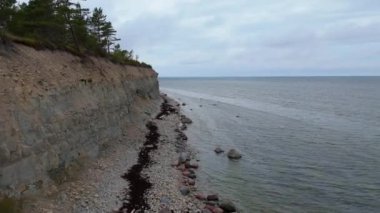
left=187, top=179, right=195, bottom=186
left=179, top=186, right=190, bottom=196
left=159, top=207, right=171, bottom=213
left=214, top=147, right=224, bottom=154
left=207, top=194, right=219, bottom=201
left=179, top=152, right=189, bottom=163
left=160, top=196, right=171, bottom=206
left=227, top=149, right=242, bottom=159
left=183, top=171, right=191, bottom=176
left=187, top=173, right=197, bottom=179
left=195, top=194, right=207, bottom=201
left=171, top=160, right=179, bottom=167
left=203, top=201, right=218, bottom=206
left=186, top=160, right=199, bottom=169
left=212, top=207, right=224, bottom=213
left=180, top=115, right=192, bottom=124
left=201, top=209, right=212, bottom=213
left=177, top=164, right=186, bottom=171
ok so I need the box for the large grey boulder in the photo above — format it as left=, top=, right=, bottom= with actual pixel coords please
left=227, top=149, right=242, bottom=159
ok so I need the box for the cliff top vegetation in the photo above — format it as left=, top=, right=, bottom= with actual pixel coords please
left=0, top=0, right=151, bottom=68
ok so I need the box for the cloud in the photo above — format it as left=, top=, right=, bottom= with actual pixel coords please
left=25, top=0, right=380, bottom=76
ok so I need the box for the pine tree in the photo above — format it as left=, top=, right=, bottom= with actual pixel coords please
left=101, top=21, right=119, bottom=53
left=0, top=0, right=16, bottom=30
left=89, top=7, right=106, bottom=45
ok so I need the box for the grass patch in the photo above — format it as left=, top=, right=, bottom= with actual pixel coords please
left=0, top=197, right=22, bottom=213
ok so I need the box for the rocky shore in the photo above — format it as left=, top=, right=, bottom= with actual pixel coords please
left=17, top=95, right=238, bottom=213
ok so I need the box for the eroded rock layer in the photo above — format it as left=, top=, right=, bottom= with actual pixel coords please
left=0, top=43, right=160, bottom=197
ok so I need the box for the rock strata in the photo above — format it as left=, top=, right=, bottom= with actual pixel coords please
left=0, top=43, right=160, bottom=198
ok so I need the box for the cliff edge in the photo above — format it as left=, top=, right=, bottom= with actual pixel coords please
left=0, top=43, right=160, bottom=198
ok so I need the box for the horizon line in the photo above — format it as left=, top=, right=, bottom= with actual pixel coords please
left=158, top=75, right=380, bottom=78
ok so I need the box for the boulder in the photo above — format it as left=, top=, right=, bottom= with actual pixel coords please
left=185, top=161, right=199, bottom=169
left=219, top=200, right=237, bottom=212
left=227, top=149, right=242, bottom=159
left=207, top=194, right=219, bottom=201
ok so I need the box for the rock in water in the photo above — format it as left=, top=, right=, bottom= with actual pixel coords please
left=180, top=115, right=192, bottom=124
left=227, top=149, right=242, bottom=159
left=214, top=147, right=224, bottom=154
left=207, top=194, right=219, bottom=201
left=219, top=200, right=237, bottom=212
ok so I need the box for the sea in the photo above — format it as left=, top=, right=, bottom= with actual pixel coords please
left=159, top=77, right=380, bottom=213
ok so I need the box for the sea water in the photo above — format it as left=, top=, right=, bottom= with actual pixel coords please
left=160, top=77, right=380, bottom=213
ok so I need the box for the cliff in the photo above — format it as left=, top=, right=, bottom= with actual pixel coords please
left=0, top=43, right=160, bottom=198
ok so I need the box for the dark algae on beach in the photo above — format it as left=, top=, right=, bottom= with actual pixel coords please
left=119, top=96, right=177, bottom=212
left=119, top=121, right=160, bottom=212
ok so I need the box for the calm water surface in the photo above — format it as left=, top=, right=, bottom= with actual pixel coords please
left=160, top=77, right=380, bottom=213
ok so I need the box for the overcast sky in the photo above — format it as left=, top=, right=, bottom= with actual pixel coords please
left=21, top=0, right=380, bottom=76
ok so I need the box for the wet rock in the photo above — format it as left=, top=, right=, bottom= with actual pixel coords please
left=179, top=186, right=190, bottom=196
left=204, top=201, right=218, bottom=206
left=180, top=115, right=192, bottom=124
left=219, top=200, right=237, bottom=212
left=195, top=193, right=207, bottom=201
left=227, top=149, right=242, bottom=159
left=185, top=160, right=199, bottom=169
left=177, top=164, right=186, bottom=171
left=205, top=205, right=223, bottom=213
left=187, top=179, right=195, bottom=186
left=178, top=152, right=188, bottom=163
left=207, top=194, right=219, bottom=201
left=214, top=147, right=224, bottom=154
left=212, top=207, right=224, bottom=213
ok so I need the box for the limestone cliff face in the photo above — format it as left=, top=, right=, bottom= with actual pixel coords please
left=0, top=44, right=160, bottom=197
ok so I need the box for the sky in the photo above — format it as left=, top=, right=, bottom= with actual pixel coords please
left=21, top=0, right=380, bottom=76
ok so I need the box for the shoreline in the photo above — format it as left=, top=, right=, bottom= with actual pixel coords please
left=20, top=94, right=237, bottom=212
